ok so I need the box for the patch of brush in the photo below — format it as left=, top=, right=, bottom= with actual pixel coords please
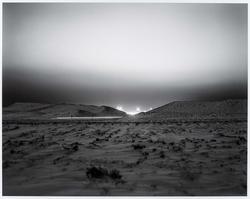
left=86, top=166, right=126, bottom=184
left=132, top=144, right=146, bottom=150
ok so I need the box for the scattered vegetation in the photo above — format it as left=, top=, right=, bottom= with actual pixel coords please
left=159, top=151, right=165, bottom=158
left=86, top=166, right=109, bottom=179
left=86, top=166, right=124, bottom=183
left=62, top=142, right=79, bottom=152
left=109, top=169, right=122, bottom=179
left=181, top=168, right=200, bottom=181
left=132, top=144, right=146, bottom=150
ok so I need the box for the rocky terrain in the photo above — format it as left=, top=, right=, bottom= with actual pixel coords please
left=2, top=99, right=247, bottom=196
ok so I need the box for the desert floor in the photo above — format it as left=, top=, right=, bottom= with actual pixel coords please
left=3, top=120, right=247, bottom=196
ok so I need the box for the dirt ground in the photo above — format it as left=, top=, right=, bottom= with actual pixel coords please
left=2, top=120, right=247, bottom=196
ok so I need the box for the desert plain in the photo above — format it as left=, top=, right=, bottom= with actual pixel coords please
left=2, top=99, right=247, bottom=196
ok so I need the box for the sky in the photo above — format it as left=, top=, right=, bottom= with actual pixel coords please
left=3, top=3, right=247, bottom=113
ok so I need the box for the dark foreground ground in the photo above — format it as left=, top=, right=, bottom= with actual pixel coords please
left=2, top=119, right=247, bottom=196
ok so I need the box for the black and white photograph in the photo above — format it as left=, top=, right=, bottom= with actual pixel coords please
left=2, top=2, right=248, bottom=196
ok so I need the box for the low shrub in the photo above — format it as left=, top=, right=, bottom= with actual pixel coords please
left=86, top=166, right=123, bottom=181
left=132, top=144, right=146, bottom=150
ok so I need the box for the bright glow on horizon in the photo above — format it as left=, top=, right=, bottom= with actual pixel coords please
left=126, top=107, right=143, bottom=115
left=126, top=112, right=138, bottom=116
left=116, top=106, right=143, bottom=115
left=116, top=106, right=123, bottom=111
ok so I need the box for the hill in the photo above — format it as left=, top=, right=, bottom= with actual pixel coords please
left=123, top=99, right=247, bottom=121
left=3, top=103, right=127, bottom=120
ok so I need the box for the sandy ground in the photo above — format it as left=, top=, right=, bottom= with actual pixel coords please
left=3, top=120, right=247, bottom=196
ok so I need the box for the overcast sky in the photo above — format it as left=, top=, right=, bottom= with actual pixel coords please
left=3, top=3, right=247, bottom=112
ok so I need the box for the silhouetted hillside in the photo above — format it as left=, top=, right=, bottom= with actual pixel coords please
left=123, top=99, right=247, bottom=121
left=3, top=103, right=127, bottom=119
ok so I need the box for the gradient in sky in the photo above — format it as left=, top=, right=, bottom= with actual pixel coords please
left=3, top=3, right=247, bottom=113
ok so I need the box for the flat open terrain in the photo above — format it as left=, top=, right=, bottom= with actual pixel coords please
left=3, top=119, right=247, bottom=196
